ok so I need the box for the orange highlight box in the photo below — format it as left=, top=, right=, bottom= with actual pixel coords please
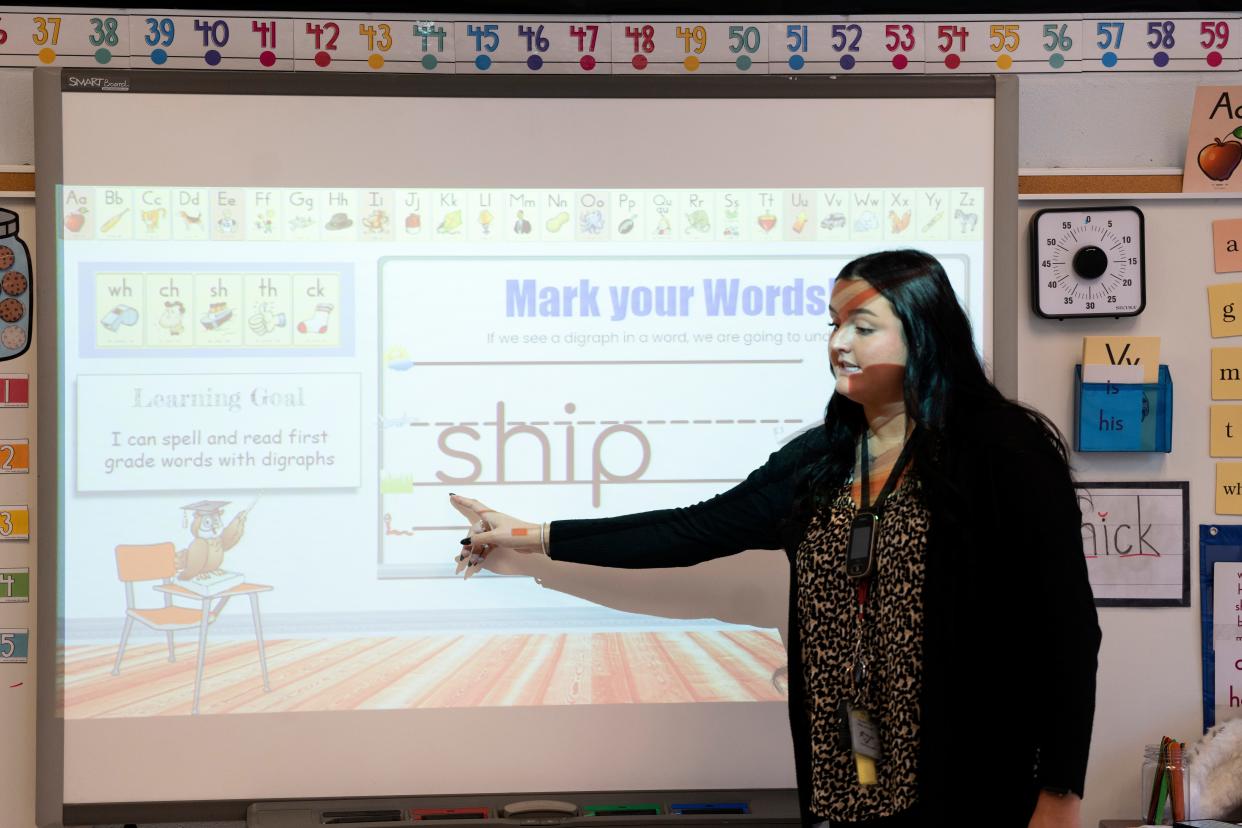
left=0, top=440, right=29, bottom=473
left=0, top=506, right=29, bottom=540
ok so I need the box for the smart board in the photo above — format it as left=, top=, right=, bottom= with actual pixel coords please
left=35, top=69, right=1012, bottom=819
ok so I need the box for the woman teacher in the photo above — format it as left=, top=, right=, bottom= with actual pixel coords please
left=452, top=250, right=1100, bottom=828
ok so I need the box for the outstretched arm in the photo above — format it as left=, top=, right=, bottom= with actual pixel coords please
left=457, top=429, right=821, bottom=571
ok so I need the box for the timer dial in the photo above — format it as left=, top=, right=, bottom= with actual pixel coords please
left=1071, top=246, right=1108, bottom=280
left=1031, top=206, right=1145, bottom=319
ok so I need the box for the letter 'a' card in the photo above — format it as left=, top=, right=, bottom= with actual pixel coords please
left=1213, top=218, right=1242, bottom=273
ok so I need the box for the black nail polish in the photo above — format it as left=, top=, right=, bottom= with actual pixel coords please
left=449, top=492, right=457, bottom=496
left=460, top=537, right=471, bottom=545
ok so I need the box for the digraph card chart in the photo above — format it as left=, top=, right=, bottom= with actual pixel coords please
left=0, top=11, right=1237, bottom=74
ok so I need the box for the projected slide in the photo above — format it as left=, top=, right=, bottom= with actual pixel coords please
left=59, top=185, right=984, bottom=720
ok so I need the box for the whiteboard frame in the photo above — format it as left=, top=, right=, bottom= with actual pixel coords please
left=33, top=67, right=1016, bottom=825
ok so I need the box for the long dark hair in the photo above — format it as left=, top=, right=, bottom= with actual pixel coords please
left=800, top=249, right=1068, bottom=513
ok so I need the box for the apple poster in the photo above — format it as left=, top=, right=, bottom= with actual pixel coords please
left=1184, top=86, right=1242, bottom=193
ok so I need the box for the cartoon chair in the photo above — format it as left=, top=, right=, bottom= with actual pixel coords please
left=111, top=541, right=273, bottom=715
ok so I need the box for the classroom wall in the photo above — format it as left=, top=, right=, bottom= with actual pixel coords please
left=0, top=196, right=38, bottom=828
left=0, top=68, right=1232, bottom=170
left=1019, top=72, right=1226, bottom=168
left=1, top=66, right=1233, bottom=828
left=1018, top=197, right=1224, bottom=828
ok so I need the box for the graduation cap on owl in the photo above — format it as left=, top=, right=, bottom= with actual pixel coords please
left=181, top=499, right=228, bottom=528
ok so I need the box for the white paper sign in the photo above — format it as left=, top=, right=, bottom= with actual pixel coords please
left=1214, top=563, right=1242, bottom=725
left=1077, top=483, right=1188, bottom=604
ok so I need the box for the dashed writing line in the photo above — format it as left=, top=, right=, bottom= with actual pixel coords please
left=406, top=478, right=745, bottom=488
left=384, top=517, right=465, bottom=536
left=400, top=418, right=804, bottom=427
left=414, top=359, right=803, bottom=366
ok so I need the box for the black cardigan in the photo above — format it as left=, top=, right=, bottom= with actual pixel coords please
left=550, top=407, right=1101, bottom=827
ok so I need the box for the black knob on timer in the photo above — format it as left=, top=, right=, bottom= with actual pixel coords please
left=1071, top=245, right=1108, bottom=280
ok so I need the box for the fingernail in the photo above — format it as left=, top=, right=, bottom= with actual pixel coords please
left=460, top=537, right=471, bottom=545
left=449, top=492, right=457, bottom=496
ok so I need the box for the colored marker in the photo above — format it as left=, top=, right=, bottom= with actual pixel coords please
left=583, top=804, right=662, bottom=816
left=669, top=802, right=750, bottom=815
left=410, top=807, right=490, bottom=820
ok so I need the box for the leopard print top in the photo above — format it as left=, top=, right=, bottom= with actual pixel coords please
left=796, top=474, right=930, bottom=822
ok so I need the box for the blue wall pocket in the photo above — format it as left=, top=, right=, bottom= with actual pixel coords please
left=1074, top=364, right=1172, bottom=453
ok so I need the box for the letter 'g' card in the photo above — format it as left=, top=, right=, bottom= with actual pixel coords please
left=1209, top=283, right=1242, bottom=337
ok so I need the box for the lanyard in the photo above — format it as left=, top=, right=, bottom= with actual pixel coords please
left=854, top=427, right=919, bottom=608
left=859, top=425, right=918, bottom=517
left=849, top=426, right=918, bottom=696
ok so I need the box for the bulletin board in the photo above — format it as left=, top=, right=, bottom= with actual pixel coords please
left=1198, top=524, right=1242, bottom=730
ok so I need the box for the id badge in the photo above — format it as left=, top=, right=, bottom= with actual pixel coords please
left=837, top=701, right=881, bottom=786
left=844, top=705, right=882, bottom=760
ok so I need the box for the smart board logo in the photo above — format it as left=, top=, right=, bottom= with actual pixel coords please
left=66, top=77, right=129, bottom=92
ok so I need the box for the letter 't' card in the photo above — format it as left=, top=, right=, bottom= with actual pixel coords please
left=1211, top=405, right=1242, bottom=456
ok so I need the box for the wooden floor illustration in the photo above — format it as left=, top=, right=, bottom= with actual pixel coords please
left=62, top=630, right=787, bottom=717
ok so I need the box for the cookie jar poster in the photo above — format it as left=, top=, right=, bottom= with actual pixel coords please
left=1184, top=86, right=1242, bottom=193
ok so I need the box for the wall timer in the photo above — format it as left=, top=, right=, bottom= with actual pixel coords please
left=1030, top=206, right=1145, bottom=320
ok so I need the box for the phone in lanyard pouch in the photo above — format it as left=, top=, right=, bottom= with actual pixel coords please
left=846, top=511, right=879, bottom=580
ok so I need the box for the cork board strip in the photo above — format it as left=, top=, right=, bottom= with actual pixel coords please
left=0, top=172, right=34, bottom=192
left=1019, top=173, right=1182, bottom=195
left=0, top=172, right=1187, bottom=197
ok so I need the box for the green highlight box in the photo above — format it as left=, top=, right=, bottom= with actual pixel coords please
left=0, top=568, right=29, bottom=602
